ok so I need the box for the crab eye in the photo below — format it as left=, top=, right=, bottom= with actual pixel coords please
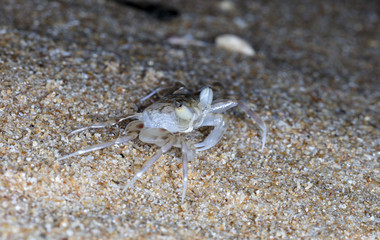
left=175, top=104, right=193, bottom=120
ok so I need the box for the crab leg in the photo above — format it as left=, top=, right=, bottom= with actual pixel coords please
left=68, top=115, right=137, bottom=136
left=58, top=120, right=142, bottom=161
left=210, top=99, right=267, bottom=150
left=209, top=99, right=238, bottom=113
left=182, top=153, right=188, bottom=203
left=139, top=87, right=167, bottom=102
left=139, top=82, right=187, bottom=102
left=237, top=101, right=267, bottom=150
left=123, top=137, right=174, bottom=192
left=57, top=135, right=135, bottom=161
left=123, top=149, right=163, bottom=191
left=181, top=141, right=194, bottom=203
left=194, top=114, right=227, bottom=151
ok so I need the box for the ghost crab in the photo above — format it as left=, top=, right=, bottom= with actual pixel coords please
left=58, top=86, right=267, bottom=202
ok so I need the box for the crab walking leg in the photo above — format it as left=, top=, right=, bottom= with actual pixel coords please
left=181, top=141, right=194, bottom=203
left=210, top=99, right=266, bottom=150
left=123, top=138, right=174, bottom=192
left=123, top=150, right=163, bottom=192
left=57, top=135, right=135, bottom=161
left=209, top=99, right=238, bottom=113
left=237, top=101, right=267, bottom=150
left=139, top=82, right=186, bottom=102
left=194, top=114, right=227, bottom=151
left=139, top=87, right=166, bottom=102
left=181, top=149, right=188, bottom=203
left=68, top=115, right=137, bottom=136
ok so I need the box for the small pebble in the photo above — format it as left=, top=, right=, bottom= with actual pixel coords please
left=215, top=34, right=255, bottom=56
left=218, top=1, right=236, bottom=12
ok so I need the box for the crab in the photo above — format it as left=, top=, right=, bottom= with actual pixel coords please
left=57, top=86, right=267, bottom=203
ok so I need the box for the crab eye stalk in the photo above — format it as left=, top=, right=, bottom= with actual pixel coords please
left=199, top=87, right=213, bottom=107
left=175, top=104, right=194, bottom=120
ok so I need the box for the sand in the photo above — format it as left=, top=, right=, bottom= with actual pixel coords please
left=0, top=0, right=379, bottom=239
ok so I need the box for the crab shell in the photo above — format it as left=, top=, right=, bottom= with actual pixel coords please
left=138, top=88, right=213, bottom=133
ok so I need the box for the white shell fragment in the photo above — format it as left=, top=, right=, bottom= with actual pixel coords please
left=215, top=34, right=256, bottom=56
left=218, top=1, right=236, bottom=12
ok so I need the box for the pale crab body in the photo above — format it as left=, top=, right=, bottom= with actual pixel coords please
left=139, top=94, right=206, bottom=133
left=58, top=86, right=266, bottom=203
